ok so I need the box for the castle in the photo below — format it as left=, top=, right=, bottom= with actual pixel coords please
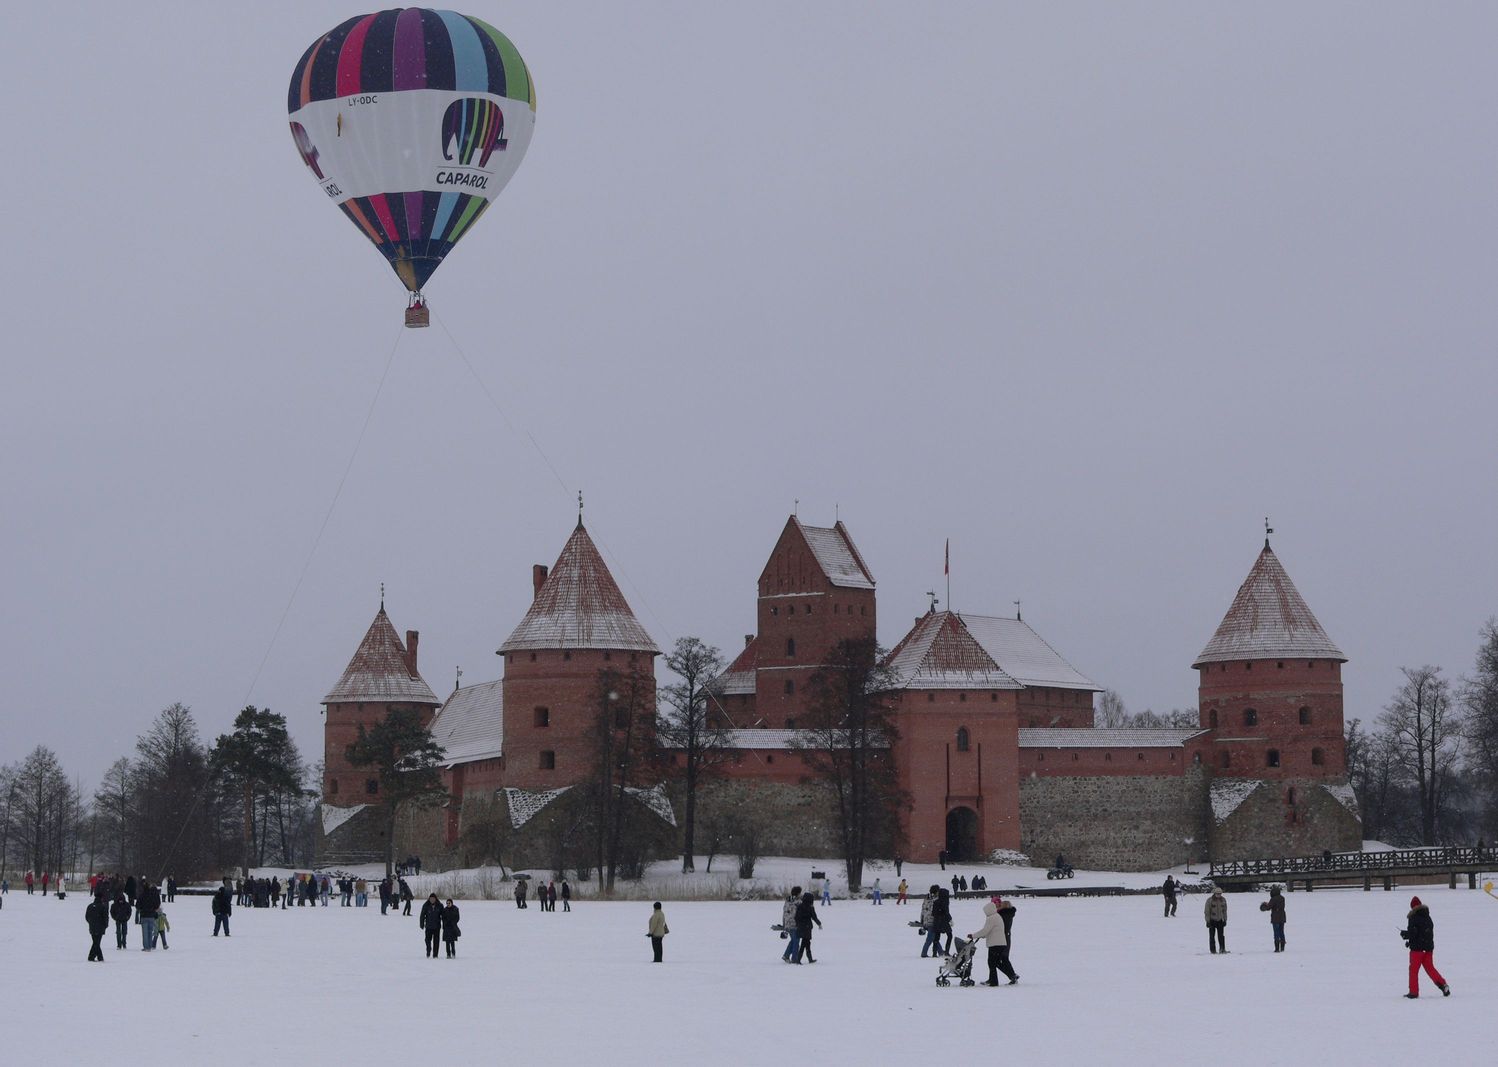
left=317, top=515, right=1362, bottom=871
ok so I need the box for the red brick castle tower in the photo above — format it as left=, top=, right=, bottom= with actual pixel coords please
left=1195, top=536, right=1360, bottom=856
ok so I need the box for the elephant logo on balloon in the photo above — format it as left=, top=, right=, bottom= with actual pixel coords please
left=441, top=98, right=508, bottom=168
left=289, top=121, right=325, bottom=180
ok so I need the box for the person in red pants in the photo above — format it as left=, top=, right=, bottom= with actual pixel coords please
left=1400, top=896, right=1451, bottom=999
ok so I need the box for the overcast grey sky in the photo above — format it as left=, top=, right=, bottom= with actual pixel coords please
left=2, top=2, right=1494, bottom=787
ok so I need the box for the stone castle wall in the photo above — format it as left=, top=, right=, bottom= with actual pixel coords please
left=1209, top=778, right=1361, bottom=861
left=1018, top=766, right=1211, bottom=871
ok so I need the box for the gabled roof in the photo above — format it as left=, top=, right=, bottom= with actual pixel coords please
left=794, top=518, right=875, bottom=590
left=499, top=522, right=658, bottom=654
left=1194, top=543, right=1345, bottom=667
left=930, top=612, right=1100, bottom=691
left=428, top=679, right=504, bottom=767
left=1018, top=727, right=1208, bottom=749
left=322, top=607, right=440, bottom=705
left=708, top=637, right=758, bottom=696
left=884, top=611, right=1022, bottom=690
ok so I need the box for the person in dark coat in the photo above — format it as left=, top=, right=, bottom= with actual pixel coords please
left=932, top=888, right=954, bottom=956
left=547, top=881, right=558, bottom=912
left=1163, top=875, right=1178, bottom=917
left=1259, top=885, right=1287, bottom=951
left=561, top=880, right=571, bottom=912
left=440, top=899, right=461, bottom=958
left=124, top=874, right=137, bottom=905
left=419, top=893, right=443, bottom=958
left=110, top=892, right=132, bottom=949
left=995, top=897, right=1018, bottom=981
left=1400, top=897, right=1450, bottom=998
left=514, top=880, right=528, bottom=909
left=793, top=892, right=822, bottom=963
left=166, top=876, right=177, bottom=903
left=86, top=894, right=110, bottom=961
left=211, top=884, right=232, bottom=937
left=136, top=882, right=162, bottom=950
left=399, top=878, right=414, bottom=916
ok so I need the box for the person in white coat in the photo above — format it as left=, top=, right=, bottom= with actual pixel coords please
left=968, top=901, right=1018, bottom=986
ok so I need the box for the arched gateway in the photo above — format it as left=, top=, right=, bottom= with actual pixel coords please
left=945, top=806, right=979, bottom=862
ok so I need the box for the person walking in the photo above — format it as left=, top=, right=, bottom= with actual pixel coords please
left=166, top=875, right=176, bottom=903
left=212, top=883, right=232, bottom=937
left=399, top=878, right=414, bottom=916
left=137, top=881, right=162, bottom=950
left=155, top=908, right=170, bottom=950
left=86, top=894, right=109, bottom=962
left=967, top=900, right=1018, bottom=986
left=793, top=892, right=822, bottom=964
left=561, top=879, right=571, bottom=912
left=871, top=878, right=882, bottom=905
left=821, top=877, right=832, bottom=907
left=780, top=886, right=802, bottom=963
left=895, top=855, right=904, bottom=877
left=419, top=893, right=443, bottom=958
left=995, top=896, right=1019, bottom=981
left=441, top=899, right=461, bottom=958
left=1400, top=897, right=1450, bottom=998
left=110, top=891, right=132, bottom=950
left=515, top=879, right=528, bottom=909
left=897, top=878, right=908, bottom=905
left=378, top=877, right=391, bottom=915
left=25, top=870, right=34, bottom=895
left=1163, top=875, right=1178, bottom=917
left=919, top=887, right=947, bottom=958
left=56, top=873, right=67, bottom=899
left=648, top=901, right=669, bottom=962
left=42, top=871, right=50, bottom=895
left=1259, top=885, right=1287, bottom=951
left=1204, top=887, right=1228, bottom=954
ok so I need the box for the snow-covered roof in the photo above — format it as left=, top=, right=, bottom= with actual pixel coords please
left=953, top=613, right=1098, bottom=691
left=504, top=786, right=571, bottom=829
left=884, top=611, right=1023, bottom=690
left=322, top=607, right=440, bottom=705
left=1018, top=728, right=1207, bottom=748
left=1210, top=779, right=1261, bottom=823
left=428, top=680, right=504, bottom=766
left=499, top=522, right=659, bottom=654
left=1194, top=544, right=1345, bottom=667
left=708, top=637, right=758, bottom=696
left=1325, top=782, right=1360, bottom=817
left=796, top=519, right=875, bottom=589
left=661, top=728, right=889, bottom=751
left=320, top=803, right=367, bottom=836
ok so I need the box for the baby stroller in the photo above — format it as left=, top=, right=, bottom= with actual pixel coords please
left=935, top=937, right=977, bottom=987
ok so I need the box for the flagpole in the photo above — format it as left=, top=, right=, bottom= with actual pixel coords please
left=945, top=538, right=951, bottom=614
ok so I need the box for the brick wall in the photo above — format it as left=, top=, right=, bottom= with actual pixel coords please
left=1199, top=658, right=1345, bottom=779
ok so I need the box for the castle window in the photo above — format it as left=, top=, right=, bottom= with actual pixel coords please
left=834, top=604, right=840, bottom=614
left=614, top=708, right=630, bottom=730
left=1245, top=662, right=1252, bottom=671
left=805, top=604, right=812, bottom=614
left=784, top=680, right=795, bottom=696
left=927, top=693, right=935, bottom=703
left=991, top=693, right=998, bottom=702
left=1311, top=747, right=1325, bottom=766
left=630, top=653, right=638, bottom=663
left=365, top=779, right=379, bottom=795
left=1299, top=707, right=1312, bottom=725
left=1072, top=753, right=1079, bottom=761
left=771, top=606, right=779, bottom=616
left=1170, top=752, right=1176, bottom=761
left=533, top=706, right=550, bottom=728
left=1105, top=753, right=1112, bottom=762
left=1243, top=708, right=1258, bottom=727
left=787, top=718, right=796, bottom=729
left=329, top=779, right=338, bottom=795
left=604, top=652, right=612, bottom=661
left=766, top=754, right=775, bottom=764
left=786, top=638, right=796, bottom=658
left=959, top=692, right=967, bottom=702
left=788, top=605, right=795, bottom=615
left=529, top=653, right=536, bottom=662
left=860, top=606, right=866, bottom=616
left=1286, top=786, right=1296, bottom=804
left=1138, top=752, right=1145, bottom=760
left=1266, top=749, right=1280, bottom=768
left=563, top=651, right=571, bottom=661
left=956, top=727, right=970, bottom=752
left=539, top=750, right=555, bottom=770
left=1221, top=752, right=1231, bottom=769
left=1193, top=752, right=1201, bottom=764
left=1277, top=661, right=1284, bottom=669
left=1209, top=709, right=1218, bottom=728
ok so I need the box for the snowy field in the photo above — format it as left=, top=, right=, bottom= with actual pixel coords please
left=2, top=871, right=1492, bottom=1064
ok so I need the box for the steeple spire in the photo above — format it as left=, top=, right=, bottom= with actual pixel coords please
left=1264, top=517, right=1274, bottom=551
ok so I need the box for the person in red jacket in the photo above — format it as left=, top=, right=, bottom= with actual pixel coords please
left=25, top=871, right=34, bottom=894
left=1400, top=896, right=1451, bottom=999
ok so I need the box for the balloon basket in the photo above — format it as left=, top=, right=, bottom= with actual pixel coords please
left=404, top=304, right=430, bottom=329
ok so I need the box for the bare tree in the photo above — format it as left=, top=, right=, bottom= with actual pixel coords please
left=1095, top=689, right=1129, bottom=728
left=657, top=636, right=730, bottom=871
left=584, top=665, right=657, bottom=893
left=796, top=637, right=904, bottom=893
left=1463, top=619, right=1498, bottom=832
left=92, top=758, right=133, bottom=873
left=1381, top=666, right=1463, bottom=844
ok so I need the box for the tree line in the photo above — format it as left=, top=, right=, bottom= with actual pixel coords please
left=0, top=702, right=318, bottom=882
left=1346, top=620, right=1498, bottom=846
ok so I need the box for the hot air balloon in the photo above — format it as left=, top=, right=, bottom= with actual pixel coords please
left=288, top=9, right=536, bottom=326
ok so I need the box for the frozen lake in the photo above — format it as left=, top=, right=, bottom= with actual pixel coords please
left=2, top=874, right=1490, bottom=1064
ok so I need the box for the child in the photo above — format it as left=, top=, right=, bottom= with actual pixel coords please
left=156, top=908, right=171, bottom=950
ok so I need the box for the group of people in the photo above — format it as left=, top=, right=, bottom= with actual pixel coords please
left=417, top=893, right=461, bottom=957
left=513, top=877, right=570, bottom=911
left=909, top=883, right=1020, bottom=986
left=82, top=872, right=169, bottom=960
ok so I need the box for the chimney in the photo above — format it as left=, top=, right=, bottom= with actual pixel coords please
left=405, top=630, right=419, bottom=676
left=744, top=634, right=753, bottom=648
left=532, top=564, right=549, bottom=600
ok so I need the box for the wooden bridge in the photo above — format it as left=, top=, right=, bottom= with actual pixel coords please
left=1210, top=845, right=1495, bottom=892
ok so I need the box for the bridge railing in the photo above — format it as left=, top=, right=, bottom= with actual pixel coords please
left=1211, top=846, right=1494, bottom=880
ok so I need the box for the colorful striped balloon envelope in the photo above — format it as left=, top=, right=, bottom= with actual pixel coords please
left=288, top=9, right=536, bottom=306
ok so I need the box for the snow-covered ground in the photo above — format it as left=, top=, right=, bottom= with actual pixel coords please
left=3, top=872, right=1492, bottom=1063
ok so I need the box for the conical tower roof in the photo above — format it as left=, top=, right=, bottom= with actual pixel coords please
left=499, top=522, right=658, bottom=654
left=322, top=606, right=440, bottom=705
left=1194, top=543, right=1345, bottom=668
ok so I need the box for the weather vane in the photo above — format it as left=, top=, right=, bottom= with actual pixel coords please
left=1013, top=599, right=1022, bottom=621
left=380, top=581, right=385, bottom=609
left=1265, top=516, right=1274, bottom=548
left=925, top=590, right=939, bottom=613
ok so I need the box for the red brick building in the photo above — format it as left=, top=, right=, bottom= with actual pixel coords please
left=318, top=517, right=1360, bottom=869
